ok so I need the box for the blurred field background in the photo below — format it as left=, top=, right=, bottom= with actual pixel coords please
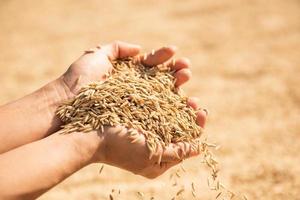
left=0, top=0, right=300, bottom=199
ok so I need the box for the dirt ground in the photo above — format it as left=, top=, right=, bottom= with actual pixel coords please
left=0, top=0, right=299, bottom=199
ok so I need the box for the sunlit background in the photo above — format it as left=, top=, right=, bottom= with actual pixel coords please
left=0, top=0, right=299, bottom=199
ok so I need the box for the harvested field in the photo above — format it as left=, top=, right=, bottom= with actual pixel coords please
left=0, top=0, right=299, bottom=199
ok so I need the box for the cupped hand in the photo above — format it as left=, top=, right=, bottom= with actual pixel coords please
left=60, top=41, right=196, bottom=96
left=61, top=41, right=208, bottom=178
left=60, top=41, right=140, bottom=96
left=90, top=121, right=206, bottom=179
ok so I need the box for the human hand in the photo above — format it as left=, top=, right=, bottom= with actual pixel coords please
left=58, top=41, right=195, bottom=98
left=89, top=122, right=206, bottom=179
left=41, top=41, right=189, bottom=136
left=64, top=42, right=208, bottom=178
left=60, top=41, right=140, bottom=96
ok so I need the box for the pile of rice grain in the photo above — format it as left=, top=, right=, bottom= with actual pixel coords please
left=56, top=57, right=203, bottom=152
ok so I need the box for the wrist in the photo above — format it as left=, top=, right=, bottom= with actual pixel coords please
left=46, top=78, right=106, bottom=163
left=69, top=131, right=105, bottom=165
left=37, top=77, right=76, bottom=131
left=43, top=77, right=106, bottom=164
left=42, top=77, right=75, bottom=111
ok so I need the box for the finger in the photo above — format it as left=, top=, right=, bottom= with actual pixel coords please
left=161, top=144, right=181, bottom=162
left=169, top=142, right=199, bottom=162
left=101, top=41, right=141, bottom=60
left=196, top=110, right=208, bottom=128
left=178, top=141, right=200, bottom=158
left=166, top=57, right=191, bottom=71
left=149, top=143, right=164, bottom=162
left=174, top=68, right=192, bottom=87
left=186, top=97, right=208, bottom=128
left=146, top=141, right=200, bottom=178
left=141, top=46, right=177, bottom=66
left=162, top=141, right=200, bottom=162
left=147, top=160, right=181, bottom=178
left=143, top=159, right=181, bottom=179
left=187, top=97, right=199, bottom=110
left=159, top=160, right=181, bottom=171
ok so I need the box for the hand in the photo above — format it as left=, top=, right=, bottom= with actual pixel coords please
left=89, top=123, right=207, bottom=179
left=60, top=41, right=140, bottom=96
left=58, top=40, right=196, bottom=98
left=53, top=41, right=202, bottom=128
left=64, top=42, right=208, bottom=178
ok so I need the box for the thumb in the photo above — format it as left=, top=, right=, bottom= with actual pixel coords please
left=100, top=41, right=141, bottom=60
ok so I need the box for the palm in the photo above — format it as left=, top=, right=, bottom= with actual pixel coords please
left=63, top=50, right=113, bottom=94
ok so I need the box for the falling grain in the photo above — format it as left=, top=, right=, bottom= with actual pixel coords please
left=191, top=182, right=195, bottom=191
left=176, top=188, right=185, bottom=196
left=192, top=190, right=196, bottom=198
left=137, top=191, right=145, bottom=198
left=243, top=194, right=248, bottom=200
left=216, top=192, right=222, bottom=199
left=99, top=165, right=104, bottom=174
left=180, top=165, right=186, bottom=173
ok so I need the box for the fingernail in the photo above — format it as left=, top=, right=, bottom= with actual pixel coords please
left=151, top=49, right=155, bottom=55
left=202, top=108, right=209, bottom=116
left=168, top=45, right=178, bottom=52
left=182, top=57, right=191, bottom=65
left=143, top=53, right=147, bottom=60
left=133, top=44, right=142, bottom=49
